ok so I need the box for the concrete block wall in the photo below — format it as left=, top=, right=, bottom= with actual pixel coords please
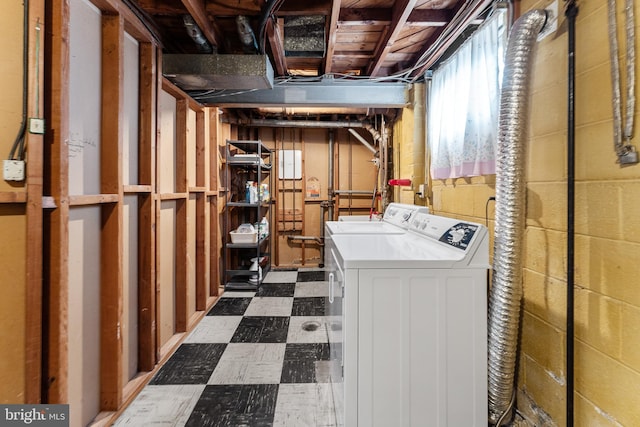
left=424, top=0, right=640, bottom=424
left=393, top=83, right=428, bottom=206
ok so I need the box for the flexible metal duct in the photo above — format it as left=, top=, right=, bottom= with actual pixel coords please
left=487, top=9, right=547, bottom=425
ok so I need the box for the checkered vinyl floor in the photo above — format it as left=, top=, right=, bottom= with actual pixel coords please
left=114, top=269, right=342, bottom=427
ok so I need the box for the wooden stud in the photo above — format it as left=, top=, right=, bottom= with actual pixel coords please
left=195, top=192, right=206, bottom=309
left=208, top=108, right=220, bottom=296
left=43, top=0, right=70, bottom=404
left=174, top=99, right=188, bottom=332
left=123, top=185, right=152, bottom=193
left=175, top=197, right=188, bottom=332
left=137, top=42, right=157, bottom=372
left=195, top=110, right=206, bottom=309
left=300, top=129, right=306, bottom=265
left=25, top=0, right=46, bottom=403
left=0, top=192, right=28, bottom=203
left=69, top=194, right=119, bottom=206
left=100, top=13, right=124, bottom=411
left=159, top=192, right=189, bottom=200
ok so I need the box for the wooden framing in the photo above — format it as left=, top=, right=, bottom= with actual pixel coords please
left=208, top=108, right=220, bottom=296
left=100, top=13, right=125, bottom=410
left=0, top=192, right=28, bottom=203
left=174, top=99, right=189, bottom=333
left=39, top=0, right=220, bottom=421
left=44, top=0, right=70, bottom=404
left=195, top=110, right=207, bottom=310
left=25, top=0, right=46, bottom=403
left=137, top=42, right=157, bottom=372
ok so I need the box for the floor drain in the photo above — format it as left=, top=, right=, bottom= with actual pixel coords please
left=301, top=320, right=321, bottom=331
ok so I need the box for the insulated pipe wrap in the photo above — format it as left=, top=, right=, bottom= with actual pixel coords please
left=488, top=9, right=547, bottom=425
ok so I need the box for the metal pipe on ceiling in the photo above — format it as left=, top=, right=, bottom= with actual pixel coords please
left=233, top=118, right=367, bottom=129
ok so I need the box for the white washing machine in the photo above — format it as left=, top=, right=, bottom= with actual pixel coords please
left=327, top=203, right=428, bottom=236
left=337, top=214, right=381, bottom=222
left=325, top=212, right=489, bottom=427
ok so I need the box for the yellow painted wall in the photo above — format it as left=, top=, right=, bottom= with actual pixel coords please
left=393, top=84, right=428, bottom=207
left=414, top=0, right=640, bottom=425
left=0, top=0, right=27, bottom=403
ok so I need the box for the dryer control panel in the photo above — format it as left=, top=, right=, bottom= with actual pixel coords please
left=408, top=213, right=483, bottom=251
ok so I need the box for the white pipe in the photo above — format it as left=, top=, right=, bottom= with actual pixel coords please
left=347, top=128, right=377, bottom=154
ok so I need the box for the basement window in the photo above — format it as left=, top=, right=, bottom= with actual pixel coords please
left=428, top=9, right=507, bottom=180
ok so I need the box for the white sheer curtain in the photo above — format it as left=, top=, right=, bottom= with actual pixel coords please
left=429, top=11, right=507, bottom=180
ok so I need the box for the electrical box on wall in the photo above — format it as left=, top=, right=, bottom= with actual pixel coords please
left=278, top=149, right=302, bottom=180
left=29, top=117, right=46, bottom=134
left=3, top=160, right=25, bottom=181
left=417, top=184, right=426, bottom=199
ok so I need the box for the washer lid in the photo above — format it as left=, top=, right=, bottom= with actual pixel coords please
left=331, top=218, right=489, bottom=270
left=325, top=221, right=405, bottom=235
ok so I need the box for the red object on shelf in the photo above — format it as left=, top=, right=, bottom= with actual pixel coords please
left=388, top=179, right=412, bottom=186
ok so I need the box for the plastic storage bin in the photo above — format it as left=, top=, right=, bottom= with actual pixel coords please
left=229, top=230, right=258, bottom=244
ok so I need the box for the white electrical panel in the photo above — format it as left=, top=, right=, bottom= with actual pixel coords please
left=278, top=149, right=302, bottom=180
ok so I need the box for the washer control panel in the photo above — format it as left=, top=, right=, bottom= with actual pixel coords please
left=382, top=203, right=429, bottom=228
left=408, top=213, right=481, bottom=251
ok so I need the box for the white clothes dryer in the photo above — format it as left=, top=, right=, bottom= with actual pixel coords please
left=325, top=212, right=489, bottom=427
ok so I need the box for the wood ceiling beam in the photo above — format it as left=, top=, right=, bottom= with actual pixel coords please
left=181, top=0, right=219, bottom=47
left=323, top=0, right=342, bottom=74
left=202, top=0, right=332, bottom=17
left=366, top=0, right=419, bottom=77
left=266, top=17, right=288, bottom=76
left=408, top=9, right=455, bottom=26
left=136, top=0, right=187, bottom=15
left=339, top=8, right=452, bottom=26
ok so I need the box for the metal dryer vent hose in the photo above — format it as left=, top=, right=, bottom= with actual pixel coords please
left=487, top=9, right=547, bottom=425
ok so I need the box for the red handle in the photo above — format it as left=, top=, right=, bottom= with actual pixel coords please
left=388, top=179, right=412, bottom=186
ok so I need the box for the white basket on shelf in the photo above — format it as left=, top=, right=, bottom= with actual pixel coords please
left=229, top=230, right=258, bottom=244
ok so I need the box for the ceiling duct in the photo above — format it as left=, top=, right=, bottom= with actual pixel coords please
left=183, top=15, right=213, bottom=53
left=163, top=53, right=274, bottom=90
left=284, top=16, right=326, bottom=58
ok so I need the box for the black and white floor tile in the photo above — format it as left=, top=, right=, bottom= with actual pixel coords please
left=114, top=268, right=340, bottom=427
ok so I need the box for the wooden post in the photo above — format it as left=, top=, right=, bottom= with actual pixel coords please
left=44, top=0, right=70, bottom=404
left=195, top=110, right=207, bottom=310
left=25, top=0, right=46, bottom=403
left=174, top=99, right=188, bottom=332
left=137, top=42, right=157, bottom=372
left=100, top=13, right=124, bottom=411
left=208, top=108, right=220, bottom=297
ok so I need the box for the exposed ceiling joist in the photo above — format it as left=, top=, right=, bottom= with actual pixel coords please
left=323, top=0, right=342, bottom=74
left=266, top=18, right=287, bottom=76
left=339, top=8, right=453, bottom=26
left=135, top=0, right=485, bottom=120
left=367, top=0, right=419, bottom=77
